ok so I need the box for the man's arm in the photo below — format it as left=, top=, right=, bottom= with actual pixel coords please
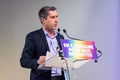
left=20, top=33, right=38, bottom=69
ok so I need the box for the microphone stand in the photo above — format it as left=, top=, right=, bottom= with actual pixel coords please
left=63, top=29, right=83, bottom=41
left=57, top=29, right=71, bottom=80
left=56, top=46, right=71, bottom=80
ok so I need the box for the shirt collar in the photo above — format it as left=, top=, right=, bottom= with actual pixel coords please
left=42, top=28, right=57, bottom=38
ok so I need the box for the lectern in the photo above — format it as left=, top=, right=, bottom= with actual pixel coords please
left=38, top=39, right=102, bottom=80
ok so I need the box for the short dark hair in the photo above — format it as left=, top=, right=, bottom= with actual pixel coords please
left=38, top=6, right=57, bottom=19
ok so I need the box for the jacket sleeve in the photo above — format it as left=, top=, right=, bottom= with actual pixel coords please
left=20, top=33, right=38, bottom=69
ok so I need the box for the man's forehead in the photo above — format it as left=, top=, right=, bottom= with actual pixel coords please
left=48, top=10, right=58, bottom=16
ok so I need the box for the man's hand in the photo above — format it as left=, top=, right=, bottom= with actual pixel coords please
left=37, top=56, right=46, bottom=65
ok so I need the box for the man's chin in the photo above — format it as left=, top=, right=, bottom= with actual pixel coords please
left=53, top=27, right=57, bottom=30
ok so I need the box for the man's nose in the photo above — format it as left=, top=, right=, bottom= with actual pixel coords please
left=55, top=18, right=58, bottom=23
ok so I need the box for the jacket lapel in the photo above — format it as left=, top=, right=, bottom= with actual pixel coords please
left=39, top=28, right=50, bottom=52
left=39, top=28, right=63, bottom=51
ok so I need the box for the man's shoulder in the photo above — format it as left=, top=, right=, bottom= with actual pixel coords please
left=30, top=29, right=40, bottom=34
left=26, top=28, right=43, bottom=38
left=28, top=28, right=43, bottom=35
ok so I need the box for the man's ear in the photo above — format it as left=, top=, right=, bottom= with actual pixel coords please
left=40, top=18, right=45, bottom=24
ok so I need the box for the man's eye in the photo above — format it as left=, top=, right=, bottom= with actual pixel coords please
left=51, top=16, right=55, bottom=18
left=50, top=16, right=58, bottom=18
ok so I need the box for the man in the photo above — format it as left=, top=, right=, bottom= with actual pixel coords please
left=20, top=6, right=65, bottom=80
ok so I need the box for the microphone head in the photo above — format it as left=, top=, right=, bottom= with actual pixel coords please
left=63, top=29, right=66, bottom=33
left=57, top=28, right=60, bottom=33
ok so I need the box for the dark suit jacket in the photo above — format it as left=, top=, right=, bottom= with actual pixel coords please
left=20, top=28, right=65, bottom=80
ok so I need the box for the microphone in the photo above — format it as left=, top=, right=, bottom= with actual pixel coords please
left=57, top=28, right=60, bottom=33
left=63, top=29, right=83, bottom=41
left=57, top=28, right=64, bottom=58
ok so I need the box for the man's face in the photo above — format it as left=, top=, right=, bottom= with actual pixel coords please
left=41, top=10, right=58, bottom=31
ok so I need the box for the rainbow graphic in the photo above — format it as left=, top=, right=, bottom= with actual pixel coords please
left=61, top=39, right=98, bottom=60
